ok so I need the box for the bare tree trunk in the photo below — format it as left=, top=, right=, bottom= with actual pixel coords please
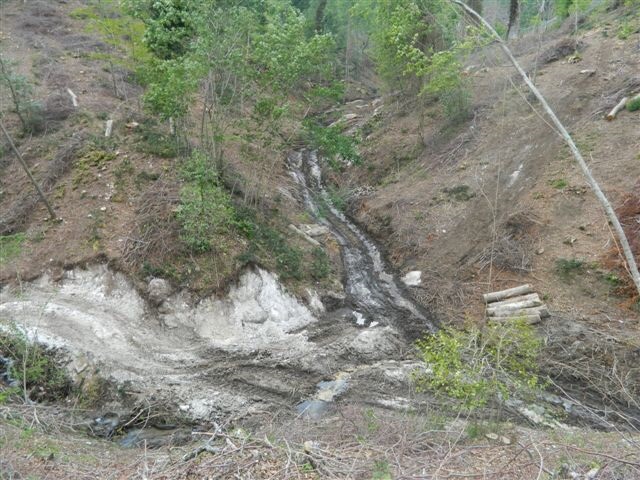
left=467, top=0, right=483, bottom=16
left=451, top=0, right=640, bottom=296
left=506, top=0, right=519, bottom=39
left=0, top=119, right=57, bottom=221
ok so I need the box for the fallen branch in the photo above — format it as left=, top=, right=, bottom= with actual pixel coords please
left=452, top=0, right=640, bottom=297
left=606, top=97, right=628, bottom=120
left=67, top=88, right=78, bottom=107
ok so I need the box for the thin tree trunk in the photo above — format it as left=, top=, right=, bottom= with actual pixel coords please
left=0, top=56, right=27, bottom=131
left=451, top=0, right=640, bottom=296
left=0, top=119, right=57, bottom=221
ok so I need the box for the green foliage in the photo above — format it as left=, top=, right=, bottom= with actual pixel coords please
left=310, top=246, right=331, bottom=280
left=304, top=120, right=361, bottom=168
left=176, top=151, right=235, bottom=253
left=135, top=121, right=180, bottom=157
left=626, top=96, right=640, bottom=111
left=234, top=207, right=304, bottom=281
left=307, top=82, right=345, bottom=107
left=443, top=185, right=475, bottom=201
left=414, top=320, right=542, bottom=409
left=550, top=178, right=568, bottom=189
left=123, top=0, right=194, bottom=59
left=253, top=2, right=335, bottom=91
left=0, top=326, right=73, bottom=402
left=372, top=460, right=392, bottom=480
left=555, top=258, right=585, bottom=278
left=0, top=233, right=26, bottom=264
left=556, top=0, right=591, bottom=19
left=351, top=0, right=476, bottom=120
left=72, top=0, right=150, bottom=67
left=140, top=58, right=200, bottom=120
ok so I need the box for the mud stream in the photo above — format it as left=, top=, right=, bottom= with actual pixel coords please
left=0, top=150, right=434, bottom=424
left=289, top=150, right=434, bottom=339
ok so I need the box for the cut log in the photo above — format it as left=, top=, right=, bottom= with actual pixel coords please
left=483, top=284, right=533, bottom=303
left=606, top=97, right=627, bottom=121
left=288, top=224, right=321, bottom=247
left=489, top=313, right=541, bottom=325
left=488, top=293, right=541, bottom=308
left=67, top=88, right=78, bottom=107
left=105, top=119, right=113, bottom=138
left=486, top=298, right=542, bottom=312
left=488, top=305, right=550, bottom=318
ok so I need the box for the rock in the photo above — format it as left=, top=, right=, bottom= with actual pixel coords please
left=147, top=278, right=171, bottom=306
left=90, top=412, right=120, bottom=438
left=299, top=224, right=330, bottom=237
left=500, top=436, right=511, bottom=445
left=536, top=247, right=545, bottom=255
left=585, top=468, right=600, bottom=479
left=402, top=271, right=422, bottom=287
left=306, top=289, right=325, bottom=314
left=303, top=440, right=321, bottom=454
left=349, top=327, right=402, bottom=358
left=485, top=432, right=499, bottom=441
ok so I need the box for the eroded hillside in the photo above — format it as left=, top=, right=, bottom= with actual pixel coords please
left=1, top=0, right=640, bottom=479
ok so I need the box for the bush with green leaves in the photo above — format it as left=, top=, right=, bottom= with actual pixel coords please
left=414, top=319, right=543, bottom=409
left=0, top=326, right=73, bottom=403
left=304, top=120, right=361, bottom=169
left=626, top=96, right=640, bottom=112
left=176, top=151, right=235, bottom=253
left=0, top=233, right=26, bottom=264
left=351, top=0, right=478, bottom=120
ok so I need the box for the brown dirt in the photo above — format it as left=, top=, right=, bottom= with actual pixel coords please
left=332, top=14, right=640, bottom=418
left=0, top=0, right=331, bottom=298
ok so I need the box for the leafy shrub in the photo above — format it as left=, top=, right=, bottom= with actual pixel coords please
left=0, top=327, right=73, bottom=402
left=304, top=120, right=361, bottom=169
left=626, top=96, right=640, bottom=112
left=0, top=233, right=25, bottom=264
left=176, top=151, right=234, bottom=253
left=555, top=258, right=585, bottom=278
left=234, top=207, right=303, bottom=281
left=310, top=247, right=331, bottom=280
left=414, top=320, right=542, bottom=409
left=135, top=122, right=180, bottom=157
left=443, top=185, right=475, bottom=201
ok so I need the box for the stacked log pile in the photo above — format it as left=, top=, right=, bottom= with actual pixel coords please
left=483, top=284, right=549, bottom=325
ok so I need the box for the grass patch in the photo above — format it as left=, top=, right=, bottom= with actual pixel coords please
left=550, top=178, right=568, bottom=189
left=555, top=258, right=585, bottom=279
left=0, top=233, right=26, bottom=264
left=443, top=185, right=475, bottom=201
